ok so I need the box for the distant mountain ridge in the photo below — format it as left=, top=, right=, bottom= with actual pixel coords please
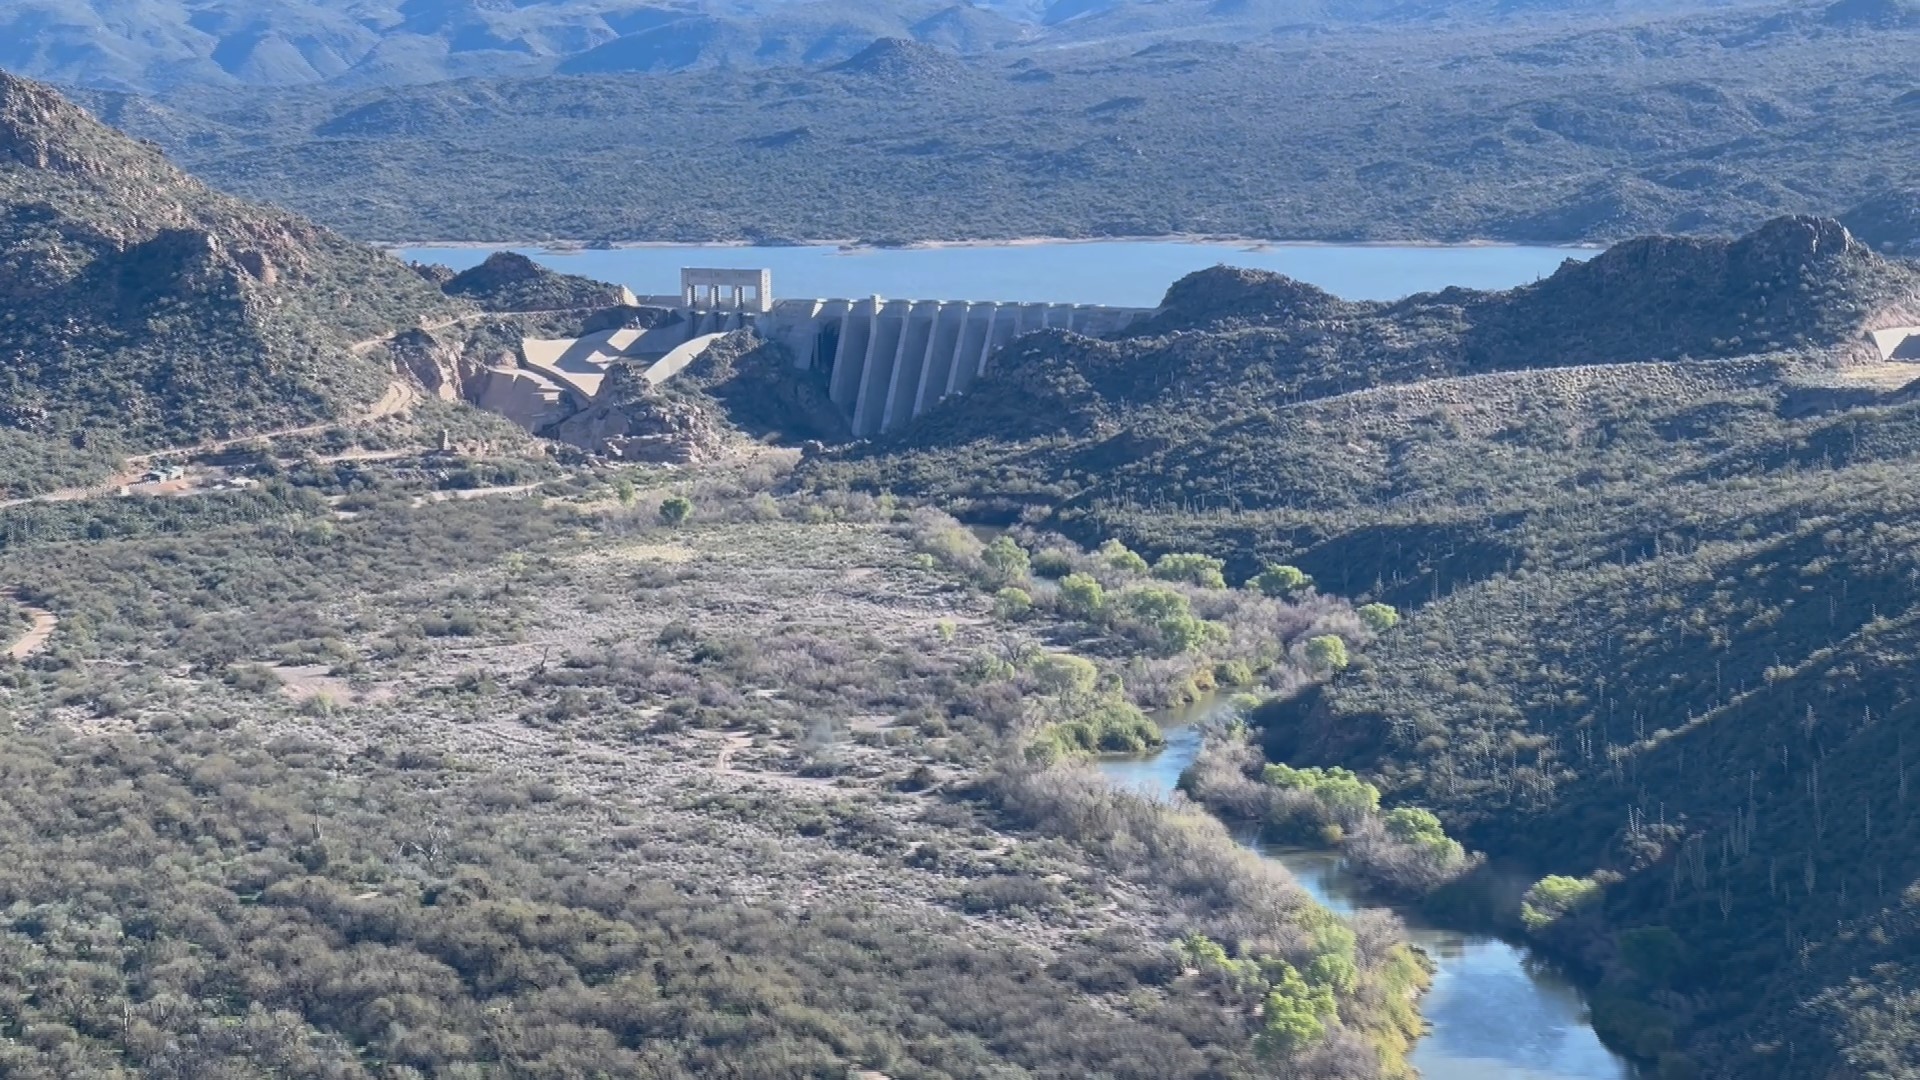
left=2, top=0, right=1782, bottom=93
left=92, top=1, right=1920, bottom=248
left=0, top=0, right=1029, bottom=92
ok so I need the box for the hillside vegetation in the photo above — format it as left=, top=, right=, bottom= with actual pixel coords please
left=0, top=75, right=680, bottom=496
left=1237, top=389, right=1920, bottom=1078
left=433, top=250, right=634, bottom=312
left=78, top=3, right=1920, bottom=246
left=818, top=216, right=1920, bottom=578
left=0, top=82, right=1445, bottom=1069
left=0, top=72, right=463, bottom=492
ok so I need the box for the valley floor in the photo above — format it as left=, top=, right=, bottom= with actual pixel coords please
left=0, top=443, right=1421, bottom=1079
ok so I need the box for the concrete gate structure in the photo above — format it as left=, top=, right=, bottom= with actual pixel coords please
left=680, top=268, right=772, bottom=313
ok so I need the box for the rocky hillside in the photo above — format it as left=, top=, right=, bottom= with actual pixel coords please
left=818, top=217, right=1920, bottom=536
left=435, top=251, right=634, bottom=312
left=1845, top=189, right=1920, bottom=257
left=0, top=71, right=463, bottom=481
left=1249, top=366, right=1920, bottom=1080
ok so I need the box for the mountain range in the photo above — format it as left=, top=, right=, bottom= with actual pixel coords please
left=2, top=0, right=1836, bottom=94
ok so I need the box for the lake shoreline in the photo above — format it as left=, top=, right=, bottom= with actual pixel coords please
left=381, top=233, right=1606, bottom=256
left=392, top=236, right=1598, bottom=315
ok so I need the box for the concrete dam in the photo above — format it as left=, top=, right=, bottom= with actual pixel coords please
left=766, top=296, right=1150, bottom=436
left=588, top=267, right=1157, bottom=437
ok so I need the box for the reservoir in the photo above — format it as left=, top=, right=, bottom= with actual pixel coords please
left=1099, top=713, right=1641, bottom=1080
left=394, top=240, right=1593, bottom=306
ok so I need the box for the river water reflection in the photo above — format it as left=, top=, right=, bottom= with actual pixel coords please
left=1096, top=713, right=1640, bottom=1080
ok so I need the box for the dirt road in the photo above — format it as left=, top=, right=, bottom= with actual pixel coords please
left=3, top=592, right=56, bottom=661
left=1, top=306, right=609, bottom=512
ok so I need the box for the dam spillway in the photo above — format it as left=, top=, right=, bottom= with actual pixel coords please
left=749, top=295, right=1152, bottom=436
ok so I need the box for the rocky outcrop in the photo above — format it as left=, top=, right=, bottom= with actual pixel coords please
left=1462, top=216, right=1917, bottom=370
left=827, top=38, right=976, bottom=91
left=386, top=328, right=486, bottom=402
left=442, top=251, right=635, bottom=313
left=0, top=72, right=165, bottom=177
left=411, top=261, right=458, bottom=288
left=545, top=362, right=727, bottom=463
left=1145, top=265, right=1356, bottom=333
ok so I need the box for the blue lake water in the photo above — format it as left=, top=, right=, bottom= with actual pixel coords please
left=395, top=240, right=1593, bottom=306
left=1098, top=705, right=1641, bottom=1080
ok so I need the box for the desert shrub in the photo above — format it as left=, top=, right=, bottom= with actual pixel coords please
left=1251, top=564, right=1313, bottom=597
left=658, top=494, right=693, bottom=526
left=1027, top=653, right=1100, bottom=696
left=1356, top=602, right=1399, bottom=633
left=1152, top=552, right=1227, bottom=589
left=1262, top=763, right=1380, bottom=824
left=1031, top=701, right=1161, bottom=760
left=1255, top=961, right=1336, bottom=1057
left=1058, top=572, right=1106, bottom=618
left=982, top=535, right=1032, bottom=586
left=1381, top=807, right=1464, bottom=863
left=1031, top=548, right=1076, bottom=578
left=994, top=586, right=1033, bottom=619
left=1116, top=586, right=1226, bottom=655
left=1617, top=926, right=1690, bottom=989
left=1591, top=993, right=1678, bottom=1059
left=1213, top=659, right=1255, bottom=687
left=960, top=874, right=1061, bottom=914
left=1303, top=634, right=1348, bottom=672
left=1097, top=539, right=1149, bottom=575
left=1522, top=874, right=1602, bottom=931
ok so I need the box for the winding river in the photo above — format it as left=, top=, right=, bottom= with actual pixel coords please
left=1098, top=707, right=1641, bottom=1080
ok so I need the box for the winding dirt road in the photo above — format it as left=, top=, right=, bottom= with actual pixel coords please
left=3, top=592, right=56, bottom=661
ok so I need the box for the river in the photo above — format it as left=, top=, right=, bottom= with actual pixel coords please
left=393, top=240, right=1592, bottom=306
left=1097, top=708, right=1641, bottom=1080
